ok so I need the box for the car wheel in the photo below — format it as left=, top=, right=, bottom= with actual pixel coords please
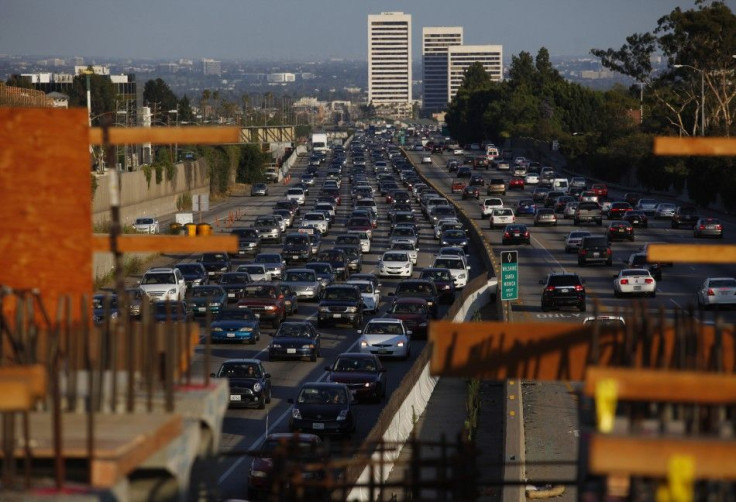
left=310, top=351, right=317, bottom=362
left=541, top=304, right=550, bottom=312
left=265, top=388, right=272, bottom=404
left=258, top=395, right=266, bottom=409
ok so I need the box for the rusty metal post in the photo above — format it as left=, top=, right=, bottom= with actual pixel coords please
left=81, top=293, right=95, bottom=485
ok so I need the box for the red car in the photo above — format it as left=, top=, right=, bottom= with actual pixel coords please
left=451, top=180, right=467, bottom=193
left=384, top=297, right=431, bottom=338
left=592, top=183, right=608, bottom=198
left=509, top=177, right=525, bottom=190
left=236, top=283, right=287, bottom=329
left=608, top=202, right=633, bottom=219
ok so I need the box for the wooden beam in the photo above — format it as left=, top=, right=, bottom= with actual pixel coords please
left=583, top=367, right=736, bottom=404
left=0, top=365, right=47, bottom=400
left=654, top=137, right=736, bottom=156
left=92, top=234, right=238, bottom=253
left=590, top=435, right=736, bottom=479
left=647, top=244, right=736, bottom=264
left=89, top=126, right=241, bottom=146
left=0, top=381, right=32, bottom=411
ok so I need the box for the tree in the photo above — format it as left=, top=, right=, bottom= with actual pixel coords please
left=143, top=78, right=178, bottom=115
left=178, top=95, right=194, bottom=123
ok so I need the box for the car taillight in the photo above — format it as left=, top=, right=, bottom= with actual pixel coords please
left=607, top=249, right=612, bottom=255
left=708, top=288, right=715, bottom=296
left=620, top=279, right=629, bottom=285
left=579, top=249, right=587, bottom=255
left=645, top=278, right=654, bottom=284
left=699, top=225, right=705, bottom=230
left=545, top=286, right=555, bottom=292
left=524, top=232, right=529, bottom=237
left=716, top=225, right=722, bottom=230
left=574, top=285, right=584, bottom=291
left=503, top=232, right=510, bottom=237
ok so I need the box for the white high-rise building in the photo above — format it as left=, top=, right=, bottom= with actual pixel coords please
left=422, top=27, right=463, bottom=113
left=367, top=12, right=412, bottom=107
left=447, top=45, right=503, bottom=102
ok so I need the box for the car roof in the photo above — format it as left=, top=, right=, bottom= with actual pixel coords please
left=221, top=358, right=262, bottom=365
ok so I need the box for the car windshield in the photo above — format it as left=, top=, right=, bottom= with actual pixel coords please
left=176, top=264, right=202, bottom=274
left=397, top=283, right=431, bottom=294
left=220, top=274, right=249, bottom=284
left=92, top=296, right=117, bottom=309
left=434, top=258, right=462, bottom=269
left=621, top=270, right=648, bottom=277
left=298, top=386, right=346, bottom=405
left=334, top=357, right=377, bottom=372
left=135, top=218, right=154, bottom=225
left=254, top=219, right=277, bottom=227
left=239, top=265, right=265, bottom=275
left=142, top=273, right=176, bottom=285
left=285, top=236, right=309, bottom=246
left=392, top=243, right=413, bottom=251
left=284, top=271, right=316, bottom=282
left=548, top=275, right=580, bottom=287
left=306, top=264, right=332, bottom=275
left=384, top=253, right=408, bottom=262
left=348, top=282, right=373, bottom=293
left=276, top=324, right=312, bottom=338
left=709, top=279, right=736, bottom=288
left=422, top=270, right=452, bottom=281
left=243, top=286, right=278, bottom=298
left=202, top=253, right=227, bottom=262
left=218, top=309, right=257, bottom=321
left=324, top=288, right=356, bottom=300
left=219, top=363, right=261, bottom=378
left=445, top=230, right=465, bottom=239
left=365, top=322, right=403, bottom=335
left=260, top=438, right=320, bottom=458
left=391, top=303, right=427, bottom=314
left=192, top=287, right=223, bottom=298
left=255, top=255, right=280, bottom=264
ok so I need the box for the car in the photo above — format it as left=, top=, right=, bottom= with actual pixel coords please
left=457, top=167, right=472, bottom=179
left=300, top=212, right=329, bottom=235
left=480, top=197, right=505, bottom=218
left=92, top=293, right=119, bottom=325
left=421, top=155, right=432, bottom=164
left=431, top=255, right=470, bottom=288
left=317, top=284, right=364, bottom=328
left=693, top=217, right=724, bottom=238
left=251, top=183, right=269, bottom=196
left=264, top=168, right=280, bottom=183
left=501, top=224, right=531, bottom=245
left=607, top=220, right=635, bottom=242
left=346, top=217, right=373, bottom=238
left=333, top=244, right=363, bottom=273
left=419, top=267, right=456, bottom=303
left=253, top=215, right=283, bottom=243
left=286, top=187, right=307, bottom=205
left=553, top=196, right=575, bottom=214
left=236, top=283, right=287, bottom=329
left=591, top=183, right=608, bottom=198
left=446, top=159, right=459, bottom=171
left=671, top=205, right=700, bottom=229
left=623, top=210, right=648, bottom=228
left=570, top=177, right=587, bottom=190
left=544, top=190, right=566, bottom=209
left=315, top=249, right=349, bottom=281
left=230, top=228, right=262, bottom=257
left=490, top=208, right=515, bottom=229
left=624, top=252, right=662, bottom=281
left=247, top=433, right=327, bottom=498
left=635, top=199, right=659, bottom=214
left=451, top=179, right=467, bottom=193
left=219, top=272, right=253, bottom=304
left=697, top=277, right=736, bottom=310
left=300, top=173, right=316, bottom=186
left=613, top=269, right=657, bottom=298
left=486, top=178, right=506, bottom=196
left=390, top=279, right=440, bottom=319
left=515, top=199, right=537, bottom=217
left=358, top=318, right=412, bottom=360
left=389, top=240, right=419, bottom=265
left=579, top=191, right=599, bottom=203
left=325, top=353, right=386, bottom=402
left=198, top=252, right=231, bottom=280
left=540, top=273, right=586, bottom=312
left=276, top=284, right=299, bottom=315
left=346, top=279, right=380, bottom=313
left=469, top=174, right=485, bottom=186
left=564, top=201, right=579, bottom=219
left=282, top=233, right=313, bottom=264
left=288, top=382, right=356, bottom=436
left=187, top=285, right=227, bottom=316
left=377, top=251, right=413, bottom=278
left=578, top=235, right=613, bottom=266
left=385, top=298, right=431, bottom=338
left=608, top=202, right=633, bottom=220
left=582, top=316, right=626, bottom=332
left=655, top=203, right=677, bottom=219
left=462, top=185, right=480, bottom=200
left=440, top=229, right=469, bottom=254
left=138, top=267, right=187, bottom=302
left=268, top=321, right=320, bottom=361
left=433, top=218, right=462, bottom=239
left=509, top=177, right=525, bottom=190
left=282, top=268, right=323, bottom=301
left=533, top=208, right=557, bottom=226
left=151, top=300, right=193, bottom=323
left=175, top=262, right=209, bottom=289
left=564, top=231, right=592, bottom=253
left=525, top=172, right=540, bottom=185
left=210, top=308, right=261, bottom=344
left=389, top=226, right=419, bottom=248
left=348, top=230, right=371, bottom=253
left=212, top=359, right=271, bottom=409
left=236, top=263, right=271, bottom=282
left=132, top=217, right=159, bottom=234
left=532, top=187, right=550, bottom=203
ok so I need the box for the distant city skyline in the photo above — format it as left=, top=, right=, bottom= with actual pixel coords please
left=3, top=1, right=731, bottom=62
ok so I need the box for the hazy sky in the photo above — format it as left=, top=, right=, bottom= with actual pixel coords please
left=3, top=1, right=734, bottom=61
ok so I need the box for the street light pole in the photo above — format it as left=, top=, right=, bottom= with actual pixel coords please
left=168, top=108, right=179, bottom=162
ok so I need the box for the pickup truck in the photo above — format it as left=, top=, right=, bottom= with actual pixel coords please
left=574, top=202, right=603, bottom=226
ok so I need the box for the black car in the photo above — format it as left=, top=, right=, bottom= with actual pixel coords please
left=268, top=321, right=320, bottom=361
left=274, top=199, right=300, bottom=218
left=212, top=359, right=272, bottom=409
left=325, top=353, right=386, bottom=402
left=671, top=205, right=700, bottom=229
left=288, top=382, right=356, bottom=436
left=607, top=220, right=635, bottom=242
left=440, top=229, right=469, bottom=253
left=175, top=262, right=209, bottom=289
left=219, top=272, right=253, bottom=304
left=92, top=293, right=119, bottom=325
left=622, top=210, right=648, bottom=228
left=230, top=228, right=261, bottom=257
left=540, top=273, right=586, bottom=312
left=199, top=252, right=232, bottom=280
left=282, top=233, right=312, bottom=264
left=390, top=279, right=440, bottom=319
left=317, top=284, right=363, bottom=329
left=333, top=244, right=363, bottom=273
left=305, top=262, right=336, bottom=288
left=276, top=284, right=299, bottom=315
left=419, top=268, right=456, bottom=304
left=501, top=224, right=531, bottom=245
left=316, top=249, right=350, bottom=281
left=578, top=235, right=613, bottom=266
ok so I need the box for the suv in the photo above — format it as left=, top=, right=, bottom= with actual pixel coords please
left=236, top=283, right=286, bottom=329
left=577, top=235, right=613, bottom=266
left=317, top=284, right=364, bottom=329
left=199, top=252, right=232, bottom=279
left=671, top=205, right=700, bottom=229
left=282, top=233, right=312, bottom=264
left=540, top=273, right=586, bottom=312
left=390, top=280, right=440, bottom=319
left=264, top=167, right=280, bottom=183
left=574, top=202, right=603, bottom=226
left=139, top=267, right=187, bottom=302
left=487, top=178, right=506, bottom=196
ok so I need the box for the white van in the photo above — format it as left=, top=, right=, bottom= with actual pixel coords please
left=552, top=178, right=569, bottom=193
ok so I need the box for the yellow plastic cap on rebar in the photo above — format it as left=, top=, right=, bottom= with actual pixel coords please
left=595, top=378, right=618, bottom=433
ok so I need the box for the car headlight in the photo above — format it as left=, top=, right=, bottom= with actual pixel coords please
left=220, top=267, right=227, bottom=272
left=459, top=274, right=466, bottom=279
left=364, top=382, right=375, bottom=388
left=238, top=327, right=253, bottom=332
left=360, top=340, right=368, bottom=347
left=319, top=306, right=330, bottom=312
left=263, top=306, right=277, bottom=311
left=250, top=468, right=268, bottom=478
left=168, top=288, right=177, bottom=295
left=212, top=327, right=223, bottom=332
left=337, top=409, right=349, bottom=421
left=193, top=278, right=203, bottom=285
left=292, top=408, right=302, bottom=419
left=345, top=306, right=357, bottom=313
left=397, top=341, right=405, bottom=347
left=301, top=344, right=315, bottom=349
left=253, top=383, right=262, bottom=393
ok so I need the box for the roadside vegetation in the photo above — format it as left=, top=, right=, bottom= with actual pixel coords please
left=446, top=1, right=736, bottom=210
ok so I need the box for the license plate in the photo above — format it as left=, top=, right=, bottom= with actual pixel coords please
left=230, top=395, right=241, bottom=401
left=593, top=252, right=600, bottom=258
left=208, top=271, right=215, bottom=275
left=292, top=255, right=300, bottom=259
left=228, top=293, right=235, bottom=297
left=333, top=314, right=342, bottom=318
left=287, top=348, right=296, bottom=354
left=198, top=307, right=206, bottom=312
left=312, top=423, right=324, bottom=430
left=618, top=229, right=624, bottom=232
left=513, top=233, right=520, bottom=237
left=227, top=333, right=235, bottom=338
left=560, top=288, right=570, bottom=293
left=634, top=286, right=641, bottom=291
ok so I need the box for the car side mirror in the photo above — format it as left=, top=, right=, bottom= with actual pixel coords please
left=357, top=329, right=362, bottom=334
left=264, top=373, right=271, bottom=379
left=407, top=330, right=413, bottom=336
left=324, top=366, right=332, bottom=372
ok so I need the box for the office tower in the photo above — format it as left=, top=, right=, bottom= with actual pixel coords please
left=422, top=27, right=463, bottom=113
left=447, top=45, right=503, bottom=101
left=368, top=12, right=412, bottom=107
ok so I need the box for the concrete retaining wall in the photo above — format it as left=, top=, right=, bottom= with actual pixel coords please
left=92, top=160, right=210, bottom=227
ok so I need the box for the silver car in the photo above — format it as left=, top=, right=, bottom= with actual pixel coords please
left=697, top=277, right=736, bottom=310
left=564, top=231, right=592, bottom=253
left=655, top=203, right=677, bottom=219
left=635, top=199, right=659, bottom=214
left=282, top=268, right=323, bottom=301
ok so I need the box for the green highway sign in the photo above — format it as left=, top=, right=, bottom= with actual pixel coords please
left=500, top=251, right=518, bottom=301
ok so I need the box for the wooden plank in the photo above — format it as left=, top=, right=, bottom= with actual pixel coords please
left=92, top=234, right=238, bottom=253
left=654, top=136, right=736, bottom=157
left=583, top=367, right=736, bottom=404
left=590, top=435, right=736, bottom=479
left=0, top=365, right=47, bottom=399
left=647, top=244, right=736, bottom=264
left=0, top=381, right=32, bottom=411
left=89, top=126, right=240, bottom=146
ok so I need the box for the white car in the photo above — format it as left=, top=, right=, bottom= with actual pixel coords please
left=421, top=155, right=432, bottom=164
left=432, top=255, right=470, bottom=288
left=272, top=214, right=287, bottom=233
left=613, top=269, right=657, bottom=298
left=655, top=203, right=677, bottom=219
left=286, top=187, right=306, bottom=205
left=452, top=147, right=465, bottom=155
left=564, top=202, right=579, bottom=219
left=236, top=263, right=272, bottom=282
left=132, top=217, right=159, bottom=234
left=300, top=212, right=329, bottom=235
left=358, top=318, right=411, bottom=360
left=390, top=240, right=419, bottom=265
left=490, top=208, right=515, bottom=229
left=524, top=173, right=540, bottom=185
left=480, top=197, right=505, bottom=218
left=564, top=231, right=592, bottom=253
left=697, top=277, right=736, bottom=310
left=347, top=279, right=380, bottom=313
left=377, top=251, right=413, bottom=278
left=139, top=267, right=187, bottom=301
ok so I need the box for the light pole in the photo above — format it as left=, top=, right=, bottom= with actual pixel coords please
left=674, top=64, right=705, bottom=136
left=168, top=108, right=179, bottom=163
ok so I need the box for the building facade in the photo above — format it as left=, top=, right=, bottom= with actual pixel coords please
left=422, top=27, right=463, bottom=114
left=367, top=12, right=412, bottom=110
left=447, top=45, right=503, bottom=102
left=202, top=58, right=222, bottom=76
